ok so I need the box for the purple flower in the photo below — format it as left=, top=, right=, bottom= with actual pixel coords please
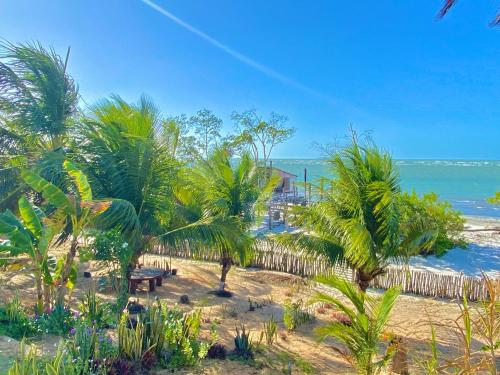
left=107, top=337, right=112, bottom=343
left=73, top=311, right=80, bottom=317
left=70, top=328, right=76, bottom=334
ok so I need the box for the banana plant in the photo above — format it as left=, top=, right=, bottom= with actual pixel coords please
left=0, top=196, right=61, bottom=313
left=20, top=160, right=139, bottom=305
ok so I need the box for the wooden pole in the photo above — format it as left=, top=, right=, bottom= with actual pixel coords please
left=304, top=168, right=307, bottom=203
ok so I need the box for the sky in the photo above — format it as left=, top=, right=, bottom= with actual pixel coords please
left=1, top=0, right=500, bottom=159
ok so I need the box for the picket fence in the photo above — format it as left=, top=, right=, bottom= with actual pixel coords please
left=148, top=240, right=498, bottom=302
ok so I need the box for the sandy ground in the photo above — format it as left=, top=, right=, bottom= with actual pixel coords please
left=0, top=253, right=490, bottom=375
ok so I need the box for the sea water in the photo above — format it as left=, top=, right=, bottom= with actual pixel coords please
left=270, top=159, right=500, bottom=218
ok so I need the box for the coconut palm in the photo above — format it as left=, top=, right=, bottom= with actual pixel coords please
left=278, top=138, right=435, bottom=291
left=170, top=149, right=277, bottom=292
left=314, top=275, right=400, bottom=375
left=0, top=41, right=78, bottom=208
left=73, top=96, right=178, bottom=260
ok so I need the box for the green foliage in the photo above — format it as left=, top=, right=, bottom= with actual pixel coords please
left=87, top=229, right=133, bottom=311
left=35, top=303, right=76, bottom=336
left=262, top=316, right=278, bottom=346
left=313, top=276, right=400, bottom=375
left=164, top=148, right=278, bottom=291
left=276, top=135, right=438, bottom=290
left=7, top=320, right=114, bottom=375
left=0, top=41, right=78, bottom=210
left=229, top=109, right=295, bottom=164
left=401, top=191, right=465, bottom=256
left=78, top=287, right=113, bottom=328
left=117, top=301, right=210, bottom=370
left=0, top=298, right=37, bottom=340
left=162, top=307, right=211, bottom=368
left=488, top=192, right=500, bottom=204
left=0, top=197, right=60, bottom=312
left=233, top=324, right=255, bottom=359
left=283, top=299, right=312, bottom=331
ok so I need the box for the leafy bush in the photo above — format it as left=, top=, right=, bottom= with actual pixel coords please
left=162, top=307, right=211, bottom=368
left=34, top=303, right=76, bottom=335
left=0, top=298, right=37, bottom=340
left=401, top=192, right=465, bottom=256
left=283, top=299, right=312, bottom=331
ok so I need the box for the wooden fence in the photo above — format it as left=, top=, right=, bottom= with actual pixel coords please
left=148, top=240, right=498, bottom=301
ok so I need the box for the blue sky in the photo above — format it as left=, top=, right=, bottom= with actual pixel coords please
left=2, top=0, right=500, bottom=159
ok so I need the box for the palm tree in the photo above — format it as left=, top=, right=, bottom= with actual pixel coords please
left=278, top=137, right=435, bottom=291
left=313, top=276, right=400, bottom=375
left=0, top=41, right=78, bottom=208
left=73, top=96, right=184, bottom=276
left=170, top=149, right=277, bottom=292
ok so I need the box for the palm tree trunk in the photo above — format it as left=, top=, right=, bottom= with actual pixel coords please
left=219, top=256, right=232, bottom=291
left=56, top=236, right=78, bottom=304
left=355, top=269, right=373, bottom=292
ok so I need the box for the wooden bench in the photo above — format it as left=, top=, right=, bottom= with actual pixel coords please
left=128, top=268, right=164, bottom=294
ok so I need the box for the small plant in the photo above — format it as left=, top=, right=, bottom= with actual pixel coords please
left=262, top=316, right=278, bottom=346
left=6, top=294, right=22, bottom=324
left=233, top=324, right=254, bottom=359
left=108, top=358, right=136, bottom=375
left=78, top=286, right=112, bottom=328
left=283, top=299, right=312, bottom=331
left=313, top=276, right=400, bottom=375
left=207, top=343, right=227, bottom=359
left=220, top=303, right=238, bottom=318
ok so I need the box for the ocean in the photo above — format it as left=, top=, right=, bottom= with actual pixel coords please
left=270, top=159, right=500, bottom=219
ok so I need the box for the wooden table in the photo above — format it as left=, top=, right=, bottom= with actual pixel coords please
left=128, top=268, right=164, bottom=294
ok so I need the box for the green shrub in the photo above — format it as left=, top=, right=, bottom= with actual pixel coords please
left=233, top=324, right=254, bottom=359
left=35, top=303, right=76, bottom=335
left=283, top=299, right=312, bottom=331
left=0, top=299, right=37, bottom=340
left=162, top=307, right=211, bottom=369
left=401, top=191, right=465, bottom=257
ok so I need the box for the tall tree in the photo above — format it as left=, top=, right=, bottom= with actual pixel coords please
left=74, top=96, right=177, bottom=269
left=230, top=109, right=294, bottom=168
left=170, top=149, right=278, bottom=292
left=189, top=109, right=223, bottom=159
left=0, top=41, right=78, bottom=208
left=277, top=136, right=436, bottom=291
